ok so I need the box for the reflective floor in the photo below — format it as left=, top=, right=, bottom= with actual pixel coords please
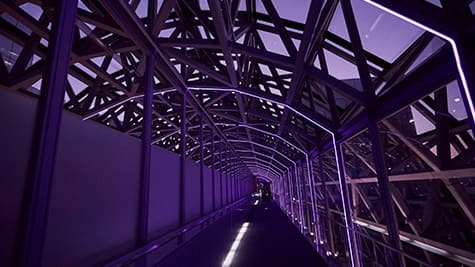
left=158, top=200, right=326, bottom=267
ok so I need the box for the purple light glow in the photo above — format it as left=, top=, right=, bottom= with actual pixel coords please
left=145, top=244, right=159, bottom=253
left=90, top=85, right=322, bottom=240
left=294, top=165, right=305, bottom=233
left=362, top=0, right=475, bottom=127
left=188, top=87, right=348, bottom=252
left=185, top=122, right=317, bottom=230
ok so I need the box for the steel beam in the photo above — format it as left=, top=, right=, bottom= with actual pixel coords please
left=335, top=144, right=362, bottom=267
left=199, top=97, right=205, bottom=217
left=316, top=167, right=475, bottom=185
left=318, top=154, right=335, bottom=253
left=137, top=53, right=154, bottom=246
left=265, top=0, right=324, bottom=186
left=366, top=119, right=404, bottom=267
left=219, top=142, right=224, bottom=208
left=383, top=120, right=475, bottom=228
left=363, top=0, right=462, bottom=38
left=312, top=45, right=458, bottom=157
left=17, top=1, right=78, bottom=266
left=178, top=90, right=187, bottom=244
left=211, top=129, right=216, bottom=211
left=99, top=0, right=248, bottom=174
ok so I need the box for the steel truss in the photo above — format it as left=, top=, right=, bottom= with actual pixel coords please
left=1, top=0, right=474, bottom=266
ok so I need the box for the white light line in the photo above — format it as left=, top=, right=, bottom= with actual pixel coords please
left=189, top=87, right=333, bottom=248
left=353, top=219, right=475, bottom=266
left=362, top=0, right=475, bottom=127
left=222, top=222, right=249, bottom=267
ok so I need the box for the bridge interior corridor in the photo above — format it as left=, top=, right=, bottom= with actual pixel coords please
left=158, top=198, right=326, bottom=267
left=1, top=0, right=475, bottom=267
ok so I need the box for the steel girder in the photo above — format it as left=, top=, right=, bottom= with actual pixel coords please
left=1, top=0, right=475, bottom=266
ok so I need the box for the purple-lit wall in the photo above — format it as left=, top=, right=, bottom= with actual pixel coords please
left=0, top=89, right=251, bottom=267
left=0, top=90, right=36, bottom=267
left=42, top=105, right=141, bottom=267
left=185, top=158, right=201, bottom=222
left=148, top=148, right=180, bottom=238
left=203, top=167, right=213, bottom=214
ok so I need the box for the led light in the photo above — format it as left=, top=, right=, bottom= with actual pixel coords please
left=222, top=251, right=235, bottom=267
left=353, top=218, right=473, bottom=266
left=363, top=0, right=475, bottom=126
left=145, top=244, right=159, bottom=253
left=222, top=222, right=250, bottom=267
left=187, top=87, right=353, bottom=264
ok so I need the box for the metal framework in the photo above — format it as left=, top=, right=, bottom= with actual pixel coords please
left=1, top=0, right=475, bottom=266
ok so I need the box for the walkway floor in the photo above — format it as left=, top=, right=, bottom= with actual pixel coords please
left=157, top=199, right=327, bottom=267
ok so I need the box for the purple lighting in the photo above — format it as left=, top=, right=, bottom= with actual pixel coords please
left=362, top=0, right=475, bottom=127
left=189, top=86, right=356, bottom=261
left=145, top=244, right=159, bottom=253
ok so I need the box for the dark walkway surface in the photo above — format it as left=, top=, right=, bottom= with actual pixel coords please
left=158, top=199, right=327, bottom=267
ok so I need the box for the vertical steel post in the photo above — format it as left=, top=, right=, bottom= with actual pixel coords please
left=241, top=179, right=243, bottom=199
left=283, top=171, right=289, bottom=212
left=297, top=161, right=309, bottom=233
left=334, top=143, right=361, bottom=267
left=226, top=150, right=230, bottom=204
left=178, top=91, right=187, bottom=244
left=367, top=118, right=404, bottom=267
left=234, top=175, right=237, bottom=200
left=307, top=158, right=321, bottom=244
left=211, top=130, right=216, bottom=211
left=219, top=143, right=223, bottom=208
left=284, top=171, right=291, bottom=213
left=230, top=156, right=234, bottom=201
left=279, top=175, right=285, bottom=210
left=137, top=53, right=154, bottom=246
left=137, top=0, right=157, bottom=247
left=229, top=172, right=233, bottom=202
left=199, top=97, right=205, bottom=217
left=18, top=1, right=78, bottom=266
left=238, top=177, right=241, bottom=199
left=319, top=154, right=335, bottom=253
left=286, top=170, right=295, bottom=218
left=231, top=175, right=235, bottom=201
left=282, top=173, right=288, bottom=210
left=294, top=165, right=304, bottom=232
left=229, top=154, right=233, bottom=201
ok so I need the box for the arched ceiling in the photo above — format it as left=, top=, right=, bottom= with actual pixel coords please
left=2, top=0, right=475, bottom=265
left=0, top=0, right=472, bottom=181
